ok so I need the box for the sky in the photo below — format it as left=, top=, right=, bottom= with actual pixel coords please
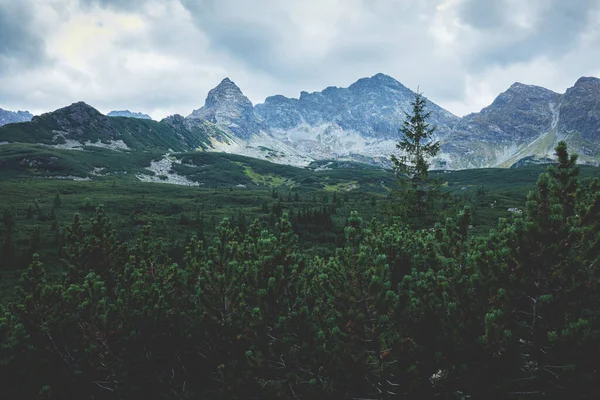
left=1, top=0, right=599, bottom=120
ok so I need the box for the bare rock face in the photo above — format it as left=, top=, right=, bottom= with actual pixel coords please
left=187, top=78, right=265, bottom=140
left=255, top=73, right=459, bottom=140
left=559, top=77, right=600, bottom=141
left=440, top=83, right=562, bottom=168
left=182, top=74, right=600, bottom=169
left=0, top=108, right=33, bottom=126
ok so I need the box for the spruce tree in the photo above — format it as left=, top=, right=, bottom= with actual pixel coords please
left=390, top=91, right=440, bottom=227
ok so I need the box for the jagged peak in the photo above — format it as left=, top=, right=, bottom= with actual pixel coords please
left=508, top=82, right=529, bottom=89
left=573, top=76, right=600, bottom=87
left=108, top=110, right=152, bottom=119
left=187, top=77, right=255, bottom=124
left=203, top=77, right=250, bottom=105
left=371, top=72, right=398, bottom=82
left=213, top=77, right=242, bottom=91
left=349, top=73, right=409, bottom=92
left=505, top=82, right=555, bottom=93
left=51, top=101, right=102, bottom=115
left=263, top=94, right=298, bottom=104
left=161, top=114, right=185, bottom=123
left=491, top=82, right=559, bottom=106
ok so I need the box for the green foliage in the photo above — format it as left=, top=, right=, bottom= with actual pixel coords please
left=1, top=143, right=600, bottom=398
left=390, top=91, right=444, bottom=228
left=391, top=91, right=440, bottom=180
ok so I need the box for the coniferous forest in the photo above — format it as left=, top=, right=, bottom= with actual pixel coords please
left=1, top=97, right=600, bottom=399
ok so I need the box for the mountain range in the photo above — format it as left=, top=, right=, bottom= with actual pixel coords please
left=1, top=74, right=599, bottom=171
left=0, top=108, right=33, bottom=126
left=107, top=110, right=153, bottom=120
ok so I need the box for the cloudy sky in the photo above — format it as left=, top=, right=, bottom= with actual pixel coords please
left=1, top=0, right=599, bottom=120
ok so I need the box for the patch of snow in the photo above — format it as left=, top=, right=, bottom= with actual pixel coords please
left=136, top=153, right=203, bottom=186
left=0, top=141, right=8, bottom=145
left=47, top=175, right=91, bottom=181
left=50, top=139, right=86, bottom=150
left=84, top=139, right=130, bottom=150
left=91, top=167, right=107, bottom=176
left=48, top=131, right=130, bottom=151
left=314, top=162, right=333, bottom=171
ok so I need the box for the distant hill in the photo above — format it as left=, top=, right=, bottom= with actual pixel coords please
left=0, top=102, right=214, bottom=152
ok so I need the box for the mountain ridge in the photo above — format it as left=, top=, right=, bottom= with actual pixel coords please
left=0, top=108, right=34, bottom=127
left=107, top=110, right=152, bottom=120
left=1, top=74, right=599, bottom=173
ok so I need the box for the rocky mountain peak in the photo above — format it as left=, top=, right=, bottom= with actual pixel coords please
left=349, top=73, right=408, bottom=92
left=558, top=76, right=600, bottom=146
left=32, top=101, right=120, bottom=138
left=189, top=78, right=253, bottom=118
left=161, top=114, right=187, bottom=131
left=488, top=83, right=559, bottom=111
left=565, top=76, right=600, bottom=98
left=187, top=78, right=264, bottom=139
left=573, top=76, right=600, bottom=87
left=203, top=77, right=252, bottom=110
left=41, top=102, right=103, bottom=123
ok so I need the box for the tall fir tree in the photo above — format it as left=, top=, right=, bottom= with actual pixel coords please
left=390, top=91, right=441, bottom=228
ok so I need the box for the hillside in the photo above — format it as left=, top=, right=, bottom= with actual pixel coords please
left=0, top=102, right=213, bottom=152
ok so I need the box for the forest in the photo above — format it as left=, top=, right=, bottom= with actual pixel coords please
left=1, top=97, right=599, bottom=399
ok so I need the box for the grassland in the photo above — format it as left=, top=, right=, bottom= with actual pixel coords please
left=1, top=144, right=599, bottom=302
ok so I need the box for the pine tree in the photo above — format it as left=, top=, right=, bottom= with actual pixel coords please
left=390, top=91, right=441, bottom=227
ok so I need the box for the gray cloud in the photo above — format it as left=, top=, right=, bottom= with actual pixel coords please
left=0, top=1, right=47, bottom=70
left=78, top=0, right=148, bottom=11
left=0, top=0, right=599, bottom=118
left=178, top=0, right=296, bottom=77
left=458, top=0, right=600, bottom=69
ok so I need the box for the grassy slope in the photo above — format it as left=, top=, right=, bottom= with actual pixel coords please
left=0, top=143, right=162, bottom=179
left=1, top=146, right=599, bottom=302
left=0, top=114, right=211, bottom=152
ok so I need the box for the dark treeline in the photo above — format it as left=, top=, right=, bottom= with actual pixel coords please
left=1, top=142, right=600, bottom=399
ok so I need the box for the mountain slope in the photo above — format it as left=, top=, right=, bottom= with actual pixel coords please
left=0, top=108, right=33, bottom=127
left=439, top=83, right=562, bottom=169
left=187, top=78, right=266, bottom=140
left=256, top=73, right=458, bottom=139
left=0, top=102, right=212, bottom=152
left=192, top=74, right=600, bottom=169
left=253, top=73, right=458, bottom=165
left=555, top=77, right=600, bottom=164
left=188, top=74, right=459, bottom=166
